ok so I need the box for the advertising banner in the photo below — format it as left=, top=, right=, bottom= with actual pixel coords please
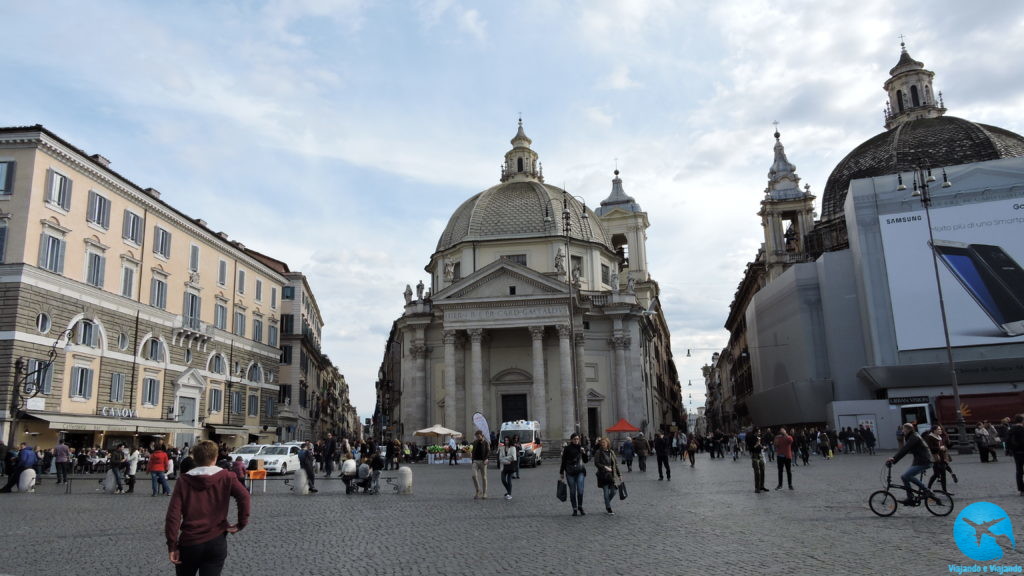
left=879, top=197, right=1024, bottom=350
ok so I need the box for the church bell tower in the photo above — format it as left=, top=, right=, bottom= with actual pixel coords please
left=758, top=129, right=816, bottom=282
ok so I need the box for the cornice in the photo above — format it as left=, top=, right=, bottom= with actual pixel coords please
left=16, top=131, right=287, bottom=282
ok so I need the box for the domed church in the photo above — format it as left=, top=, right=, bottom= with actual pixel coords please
left=376, top=122, right=683, bottom=443
left=709, top=43, right=1024, bottom=447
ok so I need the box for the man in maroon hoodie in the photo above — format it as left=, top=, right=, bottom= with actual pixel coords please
left=165, top=440, right=250, bottom=576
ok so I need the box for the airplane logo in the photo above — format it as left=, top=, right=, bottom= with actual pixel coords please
left=954, top=502, right=1016, bottom=561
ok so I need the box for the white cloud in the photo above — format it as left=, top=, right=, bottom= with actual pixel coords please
left=583, top=106, right=614, bottom=126
left=458, top=8, right=487, bottom=43
left=599, top=64, right=640, bottom=90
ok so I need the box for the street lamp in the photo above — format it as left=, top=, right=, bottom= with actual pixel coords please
left=6, top=327, right=74, bottom=449
left=897, top=166, right=969, bottom=453
left=562, top=189, right=590, bottom=435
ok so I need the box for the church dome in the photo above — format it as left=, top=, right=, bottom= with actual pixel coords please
left=435, top=179, right=609, bottom=253
left=435, top=122, right=611, bottom=253
left=820, top=116, right=1024, bottom=220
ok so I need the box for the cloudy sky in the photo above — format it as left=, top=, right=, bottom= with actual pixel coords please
left=5, top=1, right=1024, bottom=420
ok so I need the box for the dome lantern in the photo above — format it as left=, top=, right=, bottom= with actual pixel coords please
left=500, top=118, right=543, bottom=183
left=883, top=41, right=945, bottom=130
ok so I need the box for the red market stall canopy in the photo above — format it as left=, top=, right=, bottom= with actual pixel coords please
left=606, top=418, right=640, bottom=433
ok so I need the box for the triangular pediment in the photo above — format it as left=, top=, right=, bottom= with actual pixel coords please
left=175, top=368, right=207, bottom=394
left=433, top=259, right=569, bottom=303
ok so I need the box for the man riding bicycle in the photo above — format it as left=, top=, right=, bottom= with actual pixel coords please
left=886, top=422, right=936, bottom=505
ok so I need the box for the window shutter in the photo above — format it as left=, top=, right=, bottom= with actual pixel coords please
left=63, top=178, right=73, bottom=210
left=70, top=366, right=81, bottom=397
left=38, top=233, right=48, bottom=269
left=56, top=239, right=65, bottom=274
left=122, top=210, right=131, bottom=240
left=88, top=191, right=97, bottom=222
left=97, top=254, right=106, bottom=287
left=102, top=199, right=110, bottom=228
left=45, top=169, right=54, bottom=203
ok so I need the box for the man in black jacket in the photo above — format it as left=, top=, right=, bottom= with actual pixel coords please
left=887, top=423, right=935, bottom=504
left=746, top=428, right=768, bottom=493
left=323, top=433, right=338, bottom=477
left=1007, top=414, right=1024, bottom=496
left=654, top=432, right=671, bottom=481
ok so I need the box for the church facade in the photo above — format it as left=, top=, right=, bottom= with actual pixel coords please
left=378, top=123, right=682, bottom=443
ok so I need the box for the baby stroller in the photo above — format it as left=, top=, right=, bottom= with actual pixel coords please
left=341, top=459, right=374, bottom=494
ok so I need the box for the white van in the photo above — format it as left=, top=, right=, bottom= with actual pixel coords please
left=497, top=420, right=543, bottom=467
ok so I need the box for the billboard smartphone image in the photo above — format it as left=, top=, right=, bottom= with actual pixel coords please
left=932, top=241, right=1024, bottom=336
left=878, top=197, right=1024, bottom=350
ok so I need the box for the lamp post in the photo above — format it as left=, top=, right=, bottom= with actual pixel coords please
left=562, top=189, right=590, bottom=435
left=897, top=166, right=969, bottom=453
left=5, top=327, right=74, bottom=449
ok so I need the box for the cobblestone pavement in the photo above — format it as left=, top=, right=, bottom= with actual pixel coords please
left=1, top=451, right=1022, bottom=575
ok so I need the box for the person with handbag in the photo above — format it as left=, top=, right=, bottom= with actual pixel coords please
left=499, top=436, right=518, bottom=500
left=559, top=432, right=589, bottom=516
left=593, top=437, right=622, bottom=515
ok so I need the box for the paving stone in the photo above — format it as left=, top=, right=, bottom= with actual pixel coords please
left=0, top=451, right=1018, bottom=575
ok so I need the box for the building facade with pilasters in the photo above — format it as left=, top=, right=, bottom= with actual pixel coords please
left=382, top=123, right=683, bottom=444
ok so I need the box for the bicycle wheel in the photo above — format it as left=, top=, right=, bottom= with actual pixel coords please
left=869, top=490, right=898, bottom=517
left=924, top=491, right=954, bottom=517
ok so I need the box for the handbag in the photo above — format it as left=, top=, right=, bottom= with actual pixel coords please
left=618, top=481, right=628, bottom=500
left=556, top=479, right=567, bottom=502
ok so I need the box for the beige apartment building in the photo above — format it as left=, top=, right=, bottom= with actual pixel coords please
left=0, top=125, right=288, bottom=451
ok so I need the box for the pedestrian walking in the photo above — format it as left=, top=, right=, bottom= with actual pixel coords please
left=471, top=430, right=490, bottom=499
left=594, top=437, right=622, bottom=515
left=109, top=443, right=126, bottom=494
left=774, top=427, right=794, bottom=490
left=300, top=442, right=318, bottom=493
left=127, top=446, right=140, bottom=494
left=924, top=425, right=955, bottom=494
left=654, top=432, right=671, bottom=481
left=559, top=432, right=589, bottom=516
left=53, top=439, right=71, bottom=485
left=165, top=440, right=250, bottom=576
left=0, top=443, right=37, bottom=493
left=447, top=436, right=459, bottom=466
left=747, top=428, right=768, bottom=493
left=634, top=433, right=650, bottom=473
left=686, top=437, right=698, bottom=467
left=324, top=433, right=338, bottom=477
left=499, top=436, right=517, bottom=500
left=619, top=436, right=635, bottom=472
left=1007, top=414, right=1024, bottom=496
left=149, top=444, right=172, bottom=496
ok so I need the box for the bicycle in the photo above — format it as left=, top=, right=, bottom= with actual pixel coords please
left=869, top=462, right=954, bottom=517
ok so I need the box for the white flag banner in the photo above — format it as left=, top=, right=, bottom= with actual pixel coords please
left=473, top=412, right=490, bottom=440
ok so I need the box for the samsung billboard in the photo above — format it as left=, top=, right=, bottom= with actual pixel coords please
left=879, top=197, right=1024, bottom=351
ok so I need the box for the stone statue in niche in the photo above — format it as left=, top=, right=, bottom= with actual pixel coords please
left=443, top=256, right=456, bottom=283
left=610, top=271, right=619, bottom=293
left=571, top=265, right=581, bottom=288
left=554, top=247, right=566, bottom=275
left=404, top=284, right=413, bottom=304
left=627, top=274, right=636, bottom=293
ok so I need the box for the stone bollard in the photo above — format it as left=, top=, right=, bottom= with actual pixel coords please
left=294, top=468, right=309, bottom=495
left=397, top=466, right=413, bottom=494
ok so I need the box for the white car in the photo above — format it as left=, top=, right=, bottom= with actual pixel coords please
left=259, top=444, right=301, bottom=475
left=227, top=444, right=268, bottom=468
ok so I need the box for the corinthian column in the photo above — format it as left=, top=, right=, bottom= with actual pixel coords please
left=469, top=329, right=484, bottom=421
left=557, top=324, right=574, bottom=439
left=410, top=342, right=429, bottom=437
left=529, top=325, right=547, bottom=437
left=443, top=329, right=457, bottom=430
left=612, top=336, right=630, bottom=421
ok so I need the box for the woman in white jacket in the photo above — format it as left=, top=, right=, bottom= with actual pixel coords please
left=126, top=447, right=141, bottom=494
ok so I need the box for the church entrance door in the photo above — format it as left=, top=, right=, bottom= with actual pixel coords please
left=501, top=394, right=528, bottom=422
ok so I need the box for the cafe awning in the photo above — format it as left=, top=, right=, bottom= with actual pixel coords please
left=24, top=412, right=194, bottom=434
left=208, top=425, right=250, bottom=437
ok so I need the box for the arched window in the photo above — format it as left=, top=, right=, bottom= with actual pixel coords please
left=247, top=364, right=263, bottom=383
left=896, top=90, right=905, bottom=112
left=145, top=338, right=164, bottom=361
left=211, top=354, right=225, bottom=375
left=910, top=85, right=920, bottom=107
left=517, top=157, right=524, bottom=172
